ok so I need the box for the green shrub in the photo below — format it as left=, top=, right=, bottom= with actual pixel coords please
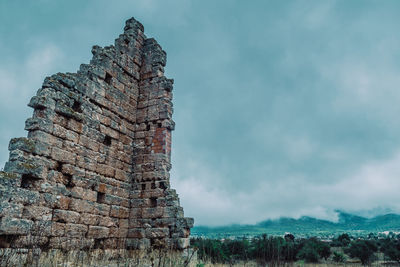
left=333, top=251, right=346, bottom=263
left=346, top=240, right=377, bottom=265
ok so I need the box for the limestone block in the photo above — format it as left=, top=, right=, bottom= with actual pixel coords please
left=119, top=219, right=129, bottom=229
left=4, top=159, right=46, bottom=179
left=128, top=219, right=151, bottom=228
left=58, top=196, right=71, bottom=210
left=28, top=130, right=63, bottom=148
left=94, top=203, right=110, bottom=216
left=127, top=228, right=145, bottom=238
left=65, top=223, right=88, bottom=238
left=104, top=194, right=129, bottom=208
left=171, top=228, right=190, bottom=238
left=98, top=216, right=117, bottom=227
left=0, top=217, right=33, bottom=235
left=52, top=124, right=67, bottom=139
left=22, top=205, right=52, bottom=221
left=114, top=169, right=129, bottom=182
left=70, top=187, right=97, bottom=202
left=28, top=95, right=56, bottom=110
left=69, top=198, right=94, bottom=214
left=31, top=220, right=52, bottom=236
left=10, top=188, right=40, bottom=205
left=12, top=235, right=49, bottom=248
left=0, top=202, right=23, bottom=218
left=141, top=207, right=165, bottom=219
left=51, top=147, right=76, bottom=165
left=50, top=222, right=65, bottom=236
left=177, top=217, right=194, bottom=229
left=67, top=119, right=83, bottom=133
left=54, top=102, right=83, bottom=121
left=53, top=209, right=80, bottom=224
left=79, top=135, right=99, bottom=152
left=110, top=205, right=129, bottom=219
left=79, top=213, right=100, bottom=226
left=109, top=226, right=128, bottom=238
left=87, top=226, right=109, bottom=238
left=145, top=228, right=169, bottom=239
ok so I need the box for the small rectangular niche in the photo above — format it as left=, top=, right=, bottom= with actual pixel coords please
left=94, top=238, right=105, bottom=249
left=159, top=181, right=168, bottom=190
left=56, top=162, right=63, bottom=173
left=150, top=197, right=157, bottom=208
left=97, top=192, right=105, bottom=203
left=103, top=135, right=112, bottom=146
left=20, top=174, right=37, bottom=189
left=104, top=73, right=112, bottom=85
left=72, top=101, right=82, bottom=113
left=0, top=235, right=18, bottom=248
left=65, top=174, right=75, bottom=189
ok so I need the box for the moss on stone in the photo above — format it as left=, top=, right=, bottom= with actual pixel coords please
left=0, top=171, right=18, bottom=179
left=21, top=138, right=36, bottom=152
left=10, top=137, right=36, bottom=152
left=20, top=162, right=37, bottom=170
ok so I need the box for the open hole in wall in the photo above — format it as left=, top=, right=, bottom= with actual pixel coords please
left=72, top=101, right=82, bottom=113
left=141, top=184, right=146, bottom=190
left=97, top=192, right=105, bottom=203
left=159, top=181, right=168, bottom=190
left=150, top=238, right=164, bottom=249
left=0, top=235, right=18, bottom=248
left=57, top=218, right=66, bottom=223
left=56, top=162, right=63, bottom=173
left=157, top=122, right=162, bottom=128
left=65, top=174, right=75, bottom=189
left=39, top=238, right=51, bottom=251
left=150, top=197, right=157, bottom=208
left=151, top=182, right=156, bottom=189
left=103, top=135, right=112, bottom=146
left=104, top=73, right=112, bottom=85
left=94, top=238, right=105, bottom=249
left=21, top=174, right=37, bottom=189
left=168, top=226, right=173, bottom=238
left=146, top=124, right=151, bottom=131
left=34, top=105, right=46, bottom=111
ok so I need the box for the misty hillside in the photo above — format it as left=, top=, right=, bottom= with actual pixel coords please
left=192, top=212, right=400, bottom=237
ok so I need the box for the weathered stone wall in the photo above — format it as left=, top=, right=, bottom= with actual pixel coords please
left=0, top=17, right=193, bottom=251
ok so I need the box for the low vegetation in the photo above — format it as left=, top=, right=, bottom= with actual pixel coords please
left=191, top=232, right=400, bottom=266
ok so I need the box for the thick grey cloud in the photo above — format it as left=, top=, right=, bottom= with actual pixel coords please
left=1, top=0, right=400, bottom=226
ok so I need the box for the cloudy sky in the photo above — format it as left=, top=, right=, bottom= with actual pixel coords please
left=2, top=0, right=400, bottom=226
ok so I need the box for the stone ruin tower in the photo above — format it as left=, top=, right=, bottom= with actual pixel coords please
left=0, top=17, right=193, bottom=251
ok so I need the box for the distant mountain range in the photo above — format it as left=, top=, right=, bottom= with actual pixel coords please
left=192, top=212, right=400, bottom=238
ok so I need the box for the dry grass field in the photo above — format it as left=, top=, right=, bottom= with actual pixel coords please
left=196, top=260, right=400, bottom=267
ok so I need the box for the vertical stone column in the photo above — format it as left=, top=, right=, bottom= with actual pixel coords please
left=128, top=38, right=193, bottom=249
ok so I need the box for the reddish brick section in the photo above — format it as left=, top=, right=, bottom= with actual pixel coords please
left=152, top=128, right=171, bottom=156
left=0, top=17, right=193, bottom=251
left=165, top=129, right=171, bottom=156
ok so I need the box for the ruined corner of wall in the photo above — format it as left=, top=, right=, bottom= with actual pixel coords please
left=0, top=17, right=194, bottom=253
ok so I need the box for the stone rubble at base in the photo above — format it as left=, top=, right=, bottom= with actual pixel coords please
left=0, top=17, right=193, bottom=251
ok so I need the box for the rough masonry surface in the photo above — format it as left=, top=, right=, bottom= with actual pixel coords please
left=0, top=17, right=193, bottom=251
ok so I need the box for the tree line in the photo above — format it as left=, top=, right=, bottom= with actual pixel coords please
left=191, top=232, right=400, bottom=265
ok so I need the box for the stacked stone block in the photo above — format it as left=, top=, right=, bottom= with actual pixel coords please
left=0, top=17, right=193, bottom=251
